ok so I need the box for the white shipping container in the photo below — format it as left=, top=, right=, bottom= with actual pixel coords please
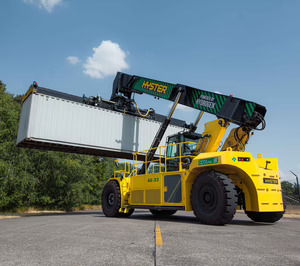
left=17, top=92, right=186, bottom=159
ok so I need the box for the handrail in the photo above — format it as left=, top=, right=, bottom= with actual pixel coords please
left=113, top=141, right=197, bottom=178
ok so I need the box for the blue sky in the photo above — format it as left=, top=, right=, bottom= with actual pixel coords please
left=1, top=0, right=299, bottom=182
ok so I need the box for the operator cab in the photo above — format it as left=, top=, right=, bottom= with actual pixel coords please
left=166, top=131, right=202, bottom=171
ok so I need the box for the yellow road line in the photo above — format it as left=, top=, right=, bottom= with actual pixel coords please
left=156, top=225, right=164, bottom=246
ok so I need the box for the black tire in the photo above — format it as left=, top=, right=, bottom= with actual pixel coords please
left=120, top=208, right=135, bottom=217
left=245, top=211, right=283, bottom=223
left=191, top=171, right=238, bottom=225
left=150, top=209, right=177, bottom=217
left=102, top=181, right=121, bottom=217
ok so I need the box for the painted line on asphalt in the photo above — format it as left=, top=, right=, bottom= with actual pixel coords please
left=156, top=225, right=164, bottom=246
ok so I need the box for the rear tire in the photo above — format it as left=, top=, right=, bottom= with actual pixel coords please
left=102, top=181, right=121, bottom=217
left=245, top=211, right=283, bottom=223
left=150, top=209, right=177, bottom=217
left=191, top=171, right=237, bottom=225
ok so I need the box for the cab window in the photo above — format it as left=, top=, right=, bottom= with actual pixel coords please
left=167, top=137, right=178, bottom=158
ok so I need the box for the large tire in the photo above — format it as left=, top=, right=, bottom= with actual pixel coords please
left=245, top=211, right=283, bottom=223
left=102, top=181, right=121, bottom=217
left=150, top=209, right=177, bottom=217
left=191, top=171, right=238, bottom=225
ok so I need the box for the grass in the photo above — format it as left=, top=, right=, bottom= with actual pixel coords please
left=74, top=205, right=102, bottom=211
left=284, top=205, right=300, bottom=218
left=0, top=215, right=21, bottom=220
left=0, top=205, right=102, bottom=217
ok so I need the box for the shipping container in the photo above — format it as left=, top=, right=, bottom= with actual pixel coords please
left=17, top=91, right=187, bottom=160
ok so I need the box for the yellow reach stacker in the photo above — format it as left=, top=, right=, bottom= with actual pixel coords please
left=19, top=72, right=284, bottom=225
left=101, top=72, right=284, bottom=225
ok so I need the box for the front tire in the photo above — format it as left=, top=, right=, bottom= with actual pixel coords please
left=191, top=171, right=237, bottom=225
left=102, top=181, right=121, bottom=217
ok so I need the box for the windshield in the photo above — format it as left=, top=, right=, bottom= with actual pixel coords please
left=167, top=136, right=198, bottom=158
left=183, top=138, right=198, bottom=153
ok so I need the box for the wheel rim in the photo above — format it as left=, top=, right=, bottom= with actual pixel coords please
left=108, top=192, right=115, bottom=206
left=198, top=184, right=218, bottom=214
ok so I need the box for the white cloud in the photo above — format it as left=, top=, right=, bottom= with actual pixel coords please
left=83, top=40, right=129, bottom=79
left=168, top=103, right=195, bottom=112
left=66, top=56, right=80, bottom=65
left=23, top=0, right=63, bottom=13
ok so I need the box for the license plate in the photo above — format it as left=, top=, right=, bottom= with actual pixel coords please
left=263, top=178, right=278, bottom=184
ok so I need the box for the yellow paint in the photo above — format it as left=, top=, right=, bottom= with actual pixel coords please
left=187, top=151, right=283, bottom=212
left=221, top=127, right=250, bottom=152
left=197, top=119, right=229, bottom=153
left=156, top=226, right=164, bottom=246
left=22, top=85, right=37, bottom=103
left=113, top=118, right=284, bottom=216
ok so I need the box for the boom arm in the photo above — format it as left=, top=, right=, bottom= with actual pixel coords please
left=111, top=72, right=266, bottom=130
left=139, top=89, right=184, bottom=174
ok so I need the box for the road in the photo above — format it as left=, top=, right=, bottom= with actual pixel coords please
left=0, top=211, right=299, bottom=266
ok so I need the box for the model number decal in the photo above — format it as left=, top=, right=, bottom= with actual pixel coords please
left=199, top=158, right=218, bottom=166
left=263, top=178, right=278, bottom=184
left=148, top=177, right=160, bottom=182
left=196, top=95, right=216, bottom=109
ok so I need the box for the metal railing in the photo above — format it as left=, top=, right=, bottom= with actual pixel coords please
left=114, top=142, right=197, bottom=177
left=113, top=160, right=131, bottom=179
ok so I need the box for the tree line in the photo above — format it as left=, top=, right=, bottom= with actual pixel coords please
left=0, top=81, right=114, bottom=211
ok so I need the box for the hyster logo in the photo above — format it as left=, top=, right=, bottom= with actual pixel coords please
left=142, top=81, right=168, bottom=94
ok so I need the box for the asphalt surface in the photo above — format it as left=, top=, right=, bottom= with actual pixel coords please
left=0, top=211, right=299, bottom=266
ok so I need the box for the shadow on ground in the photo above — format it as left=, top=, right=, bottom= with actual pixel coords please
left=9, top=209, right=274, bottom=226
left=92, top=210, right=273, bottom=227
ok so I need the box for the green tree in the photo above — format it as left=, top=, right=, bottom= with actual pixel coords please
left=0, top=80, right=114, bottom=211
left=281, top=181, right=295, bottom=196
